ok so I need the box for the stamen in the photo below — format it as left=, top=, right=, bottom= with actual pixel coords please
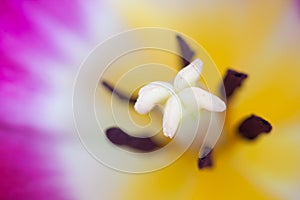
left=106, top=127, right=160, bottom=152
left=238, top=114, right=272, bottom=140
left=222, top=69, right=248, bottom=98
left=176, top=35, right=195, bottom=68
left=198, top=147, right=213, bottom=169
left=101, top=80, right=137, bottom=103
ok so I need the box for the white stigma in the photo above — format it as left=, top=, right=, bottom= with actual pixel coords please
left=134, top=59, right=226, bottom=138
left=163, top=95, right=181, bottom=138
left=173, top=58, right=203, bottom=91
left=134, top=81, right=174, bottom=114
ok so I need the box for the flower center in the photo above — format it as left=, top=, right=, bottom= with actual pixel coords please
left=101, top=35, right=272, bottom=170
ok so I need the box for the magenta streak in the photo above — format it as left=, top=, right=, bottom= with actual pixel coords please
left=0, top=123, right=71, bottom=200
left=0, top=0, right=88, bottom=123
left=0, top=0, right=88, bottom=63
left=0, top=54, right=47, bottom=125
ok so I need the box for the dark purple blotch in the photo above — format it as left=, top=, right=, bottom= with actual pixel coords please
left=101, top=80, right=137, bottom=103
left=198, top=147, right=213, bottom=169
left=176, top=35, right=195, bottom=68
left=106, top=127, right=159, bottom=152
left=222, top=69, right=248, bottom=98
left=106, top=127, right=130, bottom=145
left=238, top=114, right=272, bottom=140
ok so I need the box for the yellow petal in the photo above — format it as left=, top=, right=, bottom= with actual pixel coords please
left=230, top=118, right=300, bottom=200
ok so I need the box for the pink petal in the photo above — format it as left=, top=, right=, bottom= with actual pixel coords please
left=0, top=123, right=71, bottom=199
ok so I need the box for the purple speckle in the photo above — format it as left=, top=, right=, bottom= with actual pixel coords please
left=222, top=69, right=248, bottom=98
left=198, top=147, right=213, bottom=169
left=101, top=80, right=136, bottom=103
left=176, top=35, right=195, bottom=68
left=106, top=127, right=159, bottom=152
left=238, top=114, right=272, bottom=140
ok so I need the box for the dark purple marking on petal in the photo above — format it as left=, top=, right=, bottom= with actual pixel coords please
left=176, top=35, right=195, bottom=68
left=106, top=127, right=160, bottom=152
left=222, top=69, right=248, bottom=98
left=129, top=137, right=159, bottom=152
left=238, top=114, right=272, bottom=140
left=198, top=147, right=213, bottom=169
left=101, top=80, right=137, bottom=103
left=106, top=127, right=130, bottom=145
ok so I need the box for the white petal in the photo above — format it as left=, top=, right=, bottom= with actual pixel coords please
left=162, top=95, right=182, bottom=138
left=178, top=87, right=226, bottom=112
left=134, top=82, right=174, bottom=114
left=173, top=58, right=203, bottom=91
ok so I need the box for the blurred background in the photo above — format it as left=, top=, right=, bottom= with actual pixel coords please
left=1, top=0, right=300, bottom=199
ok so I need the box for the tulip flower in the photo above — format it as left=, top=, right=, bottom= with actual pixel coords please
left=1, top=0, right=300, bottom=200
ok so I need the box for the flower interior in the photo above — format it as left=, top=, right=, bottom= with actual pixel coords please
left=102, top=35, right=272, bottom=169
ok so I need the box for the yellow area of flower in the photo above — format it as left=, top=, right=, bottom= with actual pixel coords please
left=110, top=0, right=291, bottom=73
left=231, top=121, right=300, bottom=200
left=107, top=0, right=300, bottom=199
left=120, top=142, right=276, bottom=200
